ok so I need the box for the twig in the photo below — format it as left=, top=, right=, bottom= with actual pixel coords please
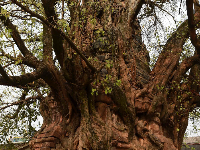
left=0, top=95, right=41, bottom=110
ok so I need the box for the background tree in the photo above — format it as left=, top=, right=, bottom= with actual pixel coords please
left=0, top=0, right=200, bottom=149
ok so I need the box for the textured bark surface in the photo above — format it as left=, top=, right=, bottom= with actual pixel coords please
left=28, top=8, right=193, bottom=149
left=0, top=0, right=200, bottom=150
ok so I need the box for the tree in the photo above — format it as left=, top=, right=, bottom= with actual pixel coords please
left=0, top=0, right=200, bottom=149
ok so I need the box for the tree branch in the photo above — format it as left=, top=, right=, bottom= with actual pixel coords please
left=151, top=19, right=190, bottom=86
left=186, top=0, right=200, bottom=55
left=0, top=96, right=41, bottom=111
left=151, top=11, right=200, bottom=86
left=41, top=0, right=65, bottom=67
left=43, top=23, right=53, bottom=61
left=0, top=65, right=12, bottom=83
left=0, top=48, right=36, bottom=68
left=172, top=55, right=200, bottom=82
left=0, top=65, right=47, bottom=86
left=0, top=7, right=39, bottom=68
left=128, top=0, right=145, bottom=26
left=11, top=0, right=97, bottom=73
left=5, top=89, right=27, bottom=119
left=189, top=63, right=200, bottom=107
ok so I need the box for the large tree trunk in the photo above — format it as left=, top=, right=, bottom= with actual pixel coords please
left=0, top=0, right=199, bottom=150
left=28, top=0, right=199, bottom=148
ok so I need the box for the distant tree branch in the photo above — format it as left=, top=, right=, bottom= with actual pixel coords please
left=10, top=0, right=49, bottom=25
left=4, top=89, right=27, bottom=119
left=0, top=96, right=41, bottom=111
left=3, top=90, right=42, bottom=119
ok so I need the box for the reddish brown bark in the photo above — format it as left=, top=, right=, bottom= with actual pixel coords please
left=0, top=0, right=200, bottom=150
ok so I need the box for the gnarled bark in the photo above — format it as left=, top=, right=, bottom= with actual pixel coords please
left=0, top=0, right=200, bottom=150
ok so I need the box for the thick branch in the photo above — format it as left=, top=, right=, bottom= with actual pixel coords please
left=11, top=0, right=97, bottom=72
left=151, top=11, right=200, bottom=86
left=128, top=0, right=145, bottom=26
left=0, top=65, right=47, bottom=86
left=152, top=20, right=189, bottom=72
left=189, top=63, right=200, bottom=107
left=0, top=96, right=41, bottom=111
left=151, top=20, right=189, bottom=86
left=172, top=55, right=200, bottom=82
left=0, top=65, right=12, bottom=83
left=41, top=0, right=65, bottom=67
left=186, top=0, right=200, bottom=55
left=43, top=23, right=53, bottom=61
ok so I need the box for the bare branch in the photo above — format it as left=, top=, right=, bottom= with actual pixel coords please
left=0, top=48, right=36, bottom=68
left=154, top=3, right=174, bottom=20
left=0, top=96, right=41, bottom=111
left=0, top=64, right=47, bottom=87
left=172, top=55, right=200, bottom=82
left=0, top=65, right=12, bottom=83
left=0, top=7, right=39, bottom=68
